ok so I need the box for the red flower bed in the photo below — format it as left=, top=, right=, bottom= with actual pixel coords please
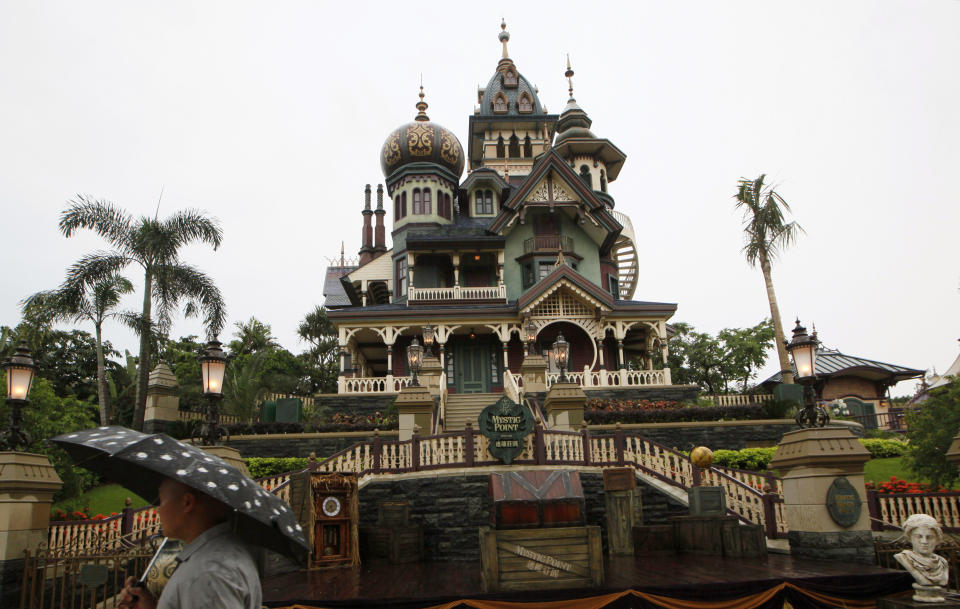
left=50, top=508, right=119, bottom=522
left=866, top=476, right=949, bottom=494
left=586, top=398, right=682, bottom=412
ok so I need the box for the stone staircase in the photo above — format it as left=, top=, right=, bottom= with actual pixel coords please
left=443, top=392, right=501, bottom=431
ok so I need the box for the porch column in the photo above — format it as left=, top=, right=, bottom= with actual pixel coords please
left=452, top=254, right=461, bottom=286
left=617, top=339, right=625, bottom=370
left=361, top=279, right=368, bottom=306
left=497, top=251, right=505, bottom=286
left=386, top=345, right=393, bottom=384
left=438, top=342, right=446, bottom=369
left=502, top=341, right=509, bottom=369
left=596, top=338, right=605, bottom=370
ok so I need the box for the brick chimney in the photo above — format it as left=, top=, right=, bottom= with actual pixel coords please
left=359, top=184, right=373, bottom=265
left=373, top=184, right=386, bottom=255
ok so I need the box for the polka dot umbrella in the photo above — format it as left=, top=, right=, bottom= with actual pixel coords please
left=52, top=426, right=309, bottom=564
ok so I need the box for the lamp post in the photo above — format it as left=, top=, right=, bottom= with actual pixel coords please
left=785, top=320, right=827, bottom=428
left=407, top=338, right=423, bottom=387
left=1, top=342, right=37, bottom=451
left=525, top=319, right=537, bottom=356
left=198, top=338, right=228, bottom=446
left=553, top=333, right=569, bottom=383
left=422, top=325, right=435, bottom=357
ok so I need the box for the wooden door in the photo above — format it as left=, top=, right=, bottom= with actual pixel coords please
left=457, top=341, right=490, bottom=393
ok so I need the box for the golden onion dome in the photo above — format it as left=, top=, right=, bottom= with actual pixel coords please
left=380, top=86, right=464, bottom=179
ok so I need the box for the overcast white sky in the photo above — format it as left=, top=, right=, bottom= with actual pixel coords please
left=2, top=1, right=958, bottom=396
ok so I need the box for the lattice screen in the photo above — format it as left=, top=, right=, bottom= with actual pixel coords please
left=532, top=289, right=593, bottom=318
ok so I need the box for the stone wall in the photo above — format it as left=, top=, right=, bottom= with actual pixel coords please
left=356, top=470, right=688, bottom=562
left=582, top=385, right=701, bottom=402
left=788, top=530, right=875, bottom=564
left=226, top=431, right=396, bottom=458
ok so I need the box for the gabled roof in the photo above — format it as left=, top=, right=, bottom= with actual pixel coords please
left=487, top=149, right=622, bottom=254
left=459, top=167, right=510, bottom=193
left=517, top=263, right=614, bottom=312
left=323, top=265, right=358, bottom=308
left=760, top=349, right=925, bottom=386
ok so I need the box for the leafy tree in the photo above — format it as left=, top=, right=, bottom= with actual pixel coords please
left=158, top=335, right=206, bottom=413
left=734, top=174, right=804, bottom=385
left=667, top=320, right=775, bottom=394
left=904, top=378, right=960, bottom=488
left=224, top=351, right=269, bottom=421
left=229, top=317, right=280, bottom=356
left=298, top=306, right=339, bottom=394
left=717, top=319, right=775, bottom=392
left=58, top=196, right=227, bottom=430
left=21, top=275, right=134, bottom=425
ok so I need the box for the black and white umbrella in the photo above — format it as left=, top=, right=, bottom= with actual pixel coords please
left=52, top=426, right=309, bottom=564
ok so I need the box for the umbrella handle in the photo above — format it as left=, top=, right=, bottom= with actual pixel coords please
left=137, top=536, right=172, bottom=588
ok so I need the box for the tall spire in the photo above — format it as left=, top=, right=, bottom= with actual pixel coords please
left=565, top=54, right=575, bottom=99
left=499, top=18, right=510, bottom=59
left=415, top=79, right=429, bottom=122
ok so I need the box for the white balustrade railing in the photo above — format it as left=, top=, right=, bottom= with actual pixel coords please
left=705, top=394, right=775, bottom=407
left=503, top=368, right=523, bottom=405
left=408, top=284, right=506, bottom=302
left=339, top=375, right=412, bottom=394
left=876, top=493, right=960, bottom=530
left=548, top=367, right=672, bottom=389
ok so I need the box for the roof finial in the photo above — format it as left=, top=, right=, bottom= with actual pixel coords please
left=499, top=18, right=510, bottom=59
left=415, top=78, right=429, bottom=122
left=565, top=54, right=575, bottom=99
left=340, top=241, right=345, bottom=266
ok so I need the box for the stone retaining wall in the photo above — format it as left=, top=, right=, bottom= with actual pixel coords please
left=226, top=431, right=396, bottom=458
left=356, top=470, right=688, bottom=562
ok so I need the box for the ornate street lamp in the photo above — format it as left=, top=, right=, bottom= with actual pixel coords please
left=1, top=342, right=37, bottom=451
left=525, top=319, right=537, bottom=355
left=198, top=338, right=228, bottom=446
left=422, top=325, right=435, bottom=356
left=553, top=333, right=569, bottom=383
left=785, top=320, right=827, bottom=428
left=407, top=338, right=423, bottom=387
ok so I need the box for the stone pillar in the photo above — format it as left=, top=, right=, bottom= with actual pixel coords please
left=143, top=361, right=180, bottom=434
left=202, top=446, right=250, bottom=477
left=543, top=382, right=586, bottom=431
left=519, top=353, right=548, bottom=393
left=419, top=356, right=443, bottom=398
left=395, top=385, right=434, bottom=441
left=0, top=452, right=63, bottom=608
left=768, top=427, right=874, bottom=563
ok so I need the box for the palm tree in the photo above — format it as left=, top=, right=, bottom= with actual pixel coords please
left=223, top=351, right=269, bottom=422
left=21, top=275, right=133, bottom=425
left=230, top=317, right=279, bottom=355
left=58, top=195, right=226, bottom=430
left=734, top=174, right=804, bottom=385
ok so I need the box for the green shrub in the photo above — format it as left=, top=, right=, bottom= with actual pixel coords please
left=860, top=438, right=908, bottom=459
left=244, top=457, right=309, bottom=479
left=761, top=399, right=796, bottom=419
left=711, top=447, right=777, bottom=471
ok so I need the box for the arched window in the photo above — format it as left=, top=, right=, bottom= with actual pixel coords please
left=508, top=135, right=520, bottom=158
left=518, top=93, right=532, bottom=113
left=412, top=188, right=422, bottom=215
left=579, top=165, right=592, bottom=189
left=496, top=136, right=505, bottom=158
left=440, top=192, right=451, bottom=220
left=422, top=188, right=432, bottom=215
left=600, top=169, right=607, bottom=193
left=493, top=92, right=508, bottom=113
left=503, top=69, right=518, bottom=87
left=394, top=194, right=400, bottom=219
left=523, top=135, right=532, bottom=158
left=400, top=191, right=407, bottom=218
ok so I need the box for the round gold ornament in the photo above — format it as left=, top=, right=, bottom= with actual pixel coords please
left=690, top=446, right=714, bottom=468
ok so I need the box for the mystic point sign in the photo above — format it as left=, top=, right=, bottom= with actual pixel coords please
left=478, top=395, right=534, bottom=465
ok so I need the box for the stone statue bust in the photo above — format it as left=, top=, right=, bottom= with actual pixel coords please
left=894, top=513, right=949, bottom=602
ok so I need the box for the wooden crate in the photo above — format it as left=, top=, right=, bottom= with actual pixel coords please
left=479, top=526, right=603, bottom=592
left=489, top=470, right=585, bottom=529
left=360, top=526, right=423, bottom=563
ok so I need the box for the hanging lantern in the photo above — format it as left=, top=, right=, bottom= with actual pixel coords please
left=199, top=339, right=227, bottom=397
left=3, top=342, right=36, bottom=402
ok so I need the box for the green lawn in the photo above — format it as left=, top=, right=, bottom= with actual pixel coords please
left=53, top=484, right=150, bottom=518
left=863, top=457, right=909, bottom=485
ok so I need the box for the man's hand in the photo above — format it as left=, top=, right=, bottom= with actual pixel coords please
left=118, top=576, right=158, bottom=609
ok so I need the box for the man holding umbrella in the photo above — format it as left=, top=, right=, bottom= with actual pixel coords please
left=52, top=426, right=309, bottom=609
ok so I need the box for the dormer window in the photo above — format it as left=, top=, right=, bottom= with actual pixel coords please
left=474, top=189, right=494, bottom=215
left=496, top=136, right=505, bottom=158
left=493, top=92, right=508, bottom=114
left=503, top=69, right=518, bottom=88
left=518, top=92, right=533, bottom=113
left=579, top=165, right=592, bottom=189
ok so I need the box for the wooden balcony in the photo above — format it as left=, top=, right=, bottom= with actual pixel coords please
left=408, top=284, right=507, bottom=303
left=523, top=235, right=574, bottom=254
